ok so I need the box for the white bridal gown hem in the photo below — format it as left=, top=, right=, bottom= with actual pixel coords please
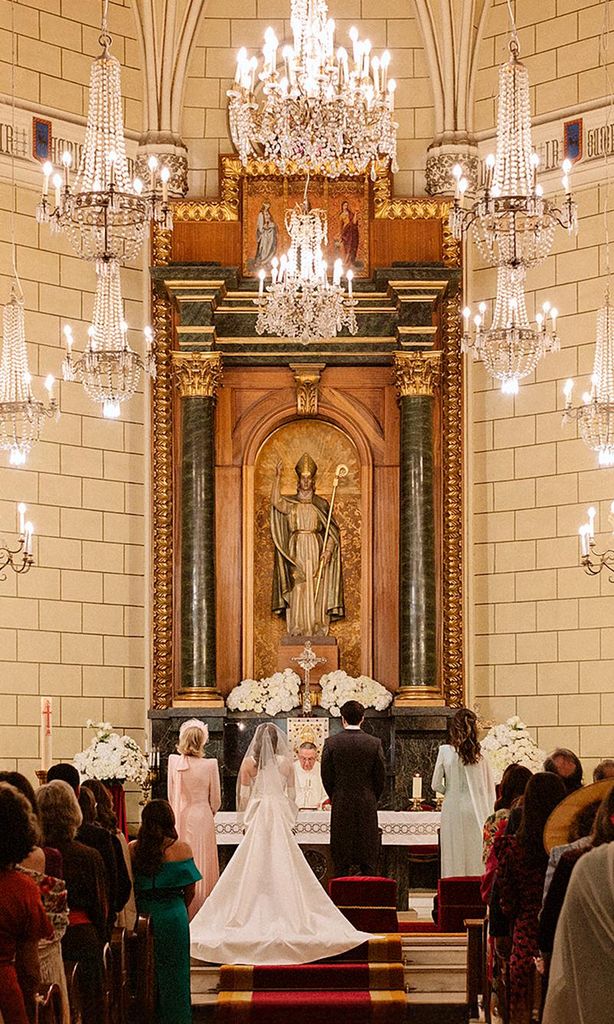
left=189, top=791, right=371, bottom=966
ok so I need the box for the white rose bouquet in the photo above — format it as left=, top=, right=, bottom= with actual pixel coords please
left=226, top=669, right=301, bottom=715
left=74, top=720, right=149, bottom=786
left=480, top=715, right=546, bottom=783
left=319, top=670, right=393, bottom=717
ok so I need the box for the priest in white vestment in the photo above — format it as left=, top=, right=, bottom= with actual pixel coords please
left=294, top=742, right=329, bottom=810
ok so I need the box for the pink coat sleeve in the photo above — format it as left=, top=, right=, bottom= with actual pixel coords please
left=208, top=759, right=221, bottom=815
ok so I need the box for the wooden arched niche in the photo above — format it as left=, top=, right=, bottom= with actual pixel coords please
left=214, top=364, right=400, bottom=696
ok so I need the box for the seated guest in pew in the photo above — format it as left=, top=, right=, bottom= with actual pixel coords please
left=36, top=781, right=108, bottom=1024
left=0, top=783, right=53, bottom=1024
left=494, top=772, right=566, bottom=1024
left=538, top=782, right=614, bottom=962
left=46, top=764, right=121, bottom=936
left=593, top=758, right=614, bottom=781
left=543, top=747, right=583, bottom=794
left=82, top=779, right=136, bottom=930
left=130, top=799, right=201, bottom=1024
left=542, top=838, right=614, bottom=1024
left=0, top=773, right=70, bottom=1024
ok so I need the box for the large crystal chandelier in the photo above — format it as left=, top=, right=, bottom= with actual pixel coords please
left=62, top=262, right=155, bottom=420
left=462, top=267, right=559, bottom=394
left=254, top=198, right=357, bottom=342
left=0, top=289, right=57, bottom=465
left=36, top=0, right=171, bottom=265
left=450, top=38, right=576, bottom=271
left=563, top=298, right=614, bottom=466
left=228, top=0, right=397, bottom=177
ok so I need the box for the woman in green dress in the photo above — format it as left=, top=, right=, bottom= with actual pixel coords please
left=131, top=800, right=202, bottom=1024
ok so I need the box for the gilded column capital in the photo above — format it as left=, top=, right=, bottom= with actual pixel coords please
left=393, top=351, right=442, bottom=398
left=172, top=352, right=223, bottom=399
left=289, top=363, right=326, bottom=416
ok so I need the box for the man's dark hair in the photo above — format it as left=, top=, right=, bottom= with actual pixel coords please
left=543, top=748, right=583, bottom=793
left=340, top=700, right=364, bottom=725
left=594, top=759, right=614, bottom=782
left=46, top=762, right=80, bottom=793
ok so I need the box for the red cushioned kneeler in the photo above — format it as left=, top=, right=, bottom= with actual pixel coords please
left=328, top=876, right=398, bottom=933
left=437, top=875, right=485, bottom=933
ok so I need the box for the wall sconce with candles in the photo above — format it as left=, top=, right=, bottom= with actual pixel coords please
left=578, top=504, right=614, bottom=580
left=0, top=503, right=34, bottom=580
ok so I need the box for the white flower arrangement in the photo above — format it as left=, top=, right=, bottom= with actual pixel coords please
left=74, top=720, right=149, bottom=786
left=480, top=715, right=547, bottom=783
left=226, top=669, right=302, bottom=716
left=319, top=670, right=393, bottom=717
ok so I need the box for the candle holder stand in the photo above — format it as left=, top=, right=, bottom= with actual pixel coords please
left=140, top=766, right=159, bottom=806
left=410, top=797, right=423, bottom=812
left=434, top=794, right=444, bottom=812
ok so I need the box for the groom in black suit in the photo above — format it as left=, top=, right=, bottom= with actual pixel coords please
left=321, top=700, right=386, bottom=877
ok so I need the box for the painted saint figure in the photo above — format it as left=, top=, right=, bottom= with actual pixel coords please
left=254, top=201, right=278, bottom=267
left=338, top=201, right=359, bottom=266
left=270, top=453, right=344, bottom=637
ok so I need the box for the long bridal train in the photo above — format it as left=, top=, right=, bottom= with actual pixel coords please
left=189, top=724, right=370, bottom=965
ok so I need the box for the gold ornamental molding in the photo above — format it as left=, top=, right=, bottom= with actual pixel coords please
left=441, top=288, right=464, bottom=706
left=393, top=351, right=443, bottom=398
left=372, top=162, right=460, bottom=269
left=172, top=352, right=223, bottom=399
left=289, top=363, right=326, bottom=415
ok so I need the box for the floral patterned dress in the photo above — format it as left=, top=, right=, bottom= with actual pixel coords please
left=18, top=866, right=70, bottom=1024
left=497, top=834, right=548, bottom=1024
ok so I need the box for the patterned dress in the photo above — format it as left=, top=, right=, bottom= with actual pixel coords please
left=17, top=866, right=69, bottom=1024
left=497, top=834, right=548, bottom=1024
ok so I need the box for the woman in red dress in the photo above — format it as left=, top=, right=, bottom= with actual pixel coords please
left=0, top=782, right=53, bottom=1024
left=496, top=772, right=566, bottom=1024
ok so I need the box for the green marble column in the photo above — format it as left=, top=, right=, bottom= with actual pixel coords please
left=394, top=352, right=442, bottom=703
left=173, top=352, right=223, bottom=703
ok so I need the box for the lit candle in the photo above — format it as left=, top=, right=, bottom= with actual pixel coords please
left=62, top=150, right=72, bottom=188
left=148, top=155, right=158, bottom=192
left=381, top=50, right=390, bottom=92
left=160, top=165, right=170, bottom=204
left=52, top=173, right=62, bottom=209
left=258, top=268, right=265, bottom=296
left=44, top=374, right=55, bottom=401
left=462, top=306, right=471, bottom=333
left=412, top=773, right=422, bottom=800
left=349, top=26, right=359, bottom=66
left=17, top=502, right=26, bottom=536
left=346, top=269, right=353, bottom=297
left=579, top=524, right=590, bottom=558
left=387, top=78, right=396, bottom=110
left=564, top=378, right=574, bottom=407
left=24, top=521, right=33, bottom=556
left=40, top=697, right=53, bottom=772
left=42, top=161, right=53, bottom=196
left=235, top=47, right=247, bottom=84
left=588, top=506, right=597, bottom=539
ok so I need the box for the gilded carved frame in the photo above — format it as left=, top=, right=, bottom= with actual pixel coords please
left=150, top=158, right=463, bottom=709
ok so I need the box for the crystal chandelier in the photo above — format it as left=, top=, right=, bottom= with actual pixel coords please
left=563, top=298, right=614, bottom=466
left=449, top=38, right=576, bottom=271
left=0, top=503, right=34, bottom=580
left=578, top=504, right=614, bottom=581
left=62, top=262, right=155, bottom=419
left=36, top=0, right=171, bottom=266
left=228, top=0, right=397, bottom=177
left=0, top=289, right=57, bottom=464
left=254, top=198, right=357, bottom=342
left=462, top=267, right=559, bottom=394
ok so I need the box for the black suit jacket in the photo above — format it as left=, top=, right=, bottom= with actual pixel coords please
left=321, top=728, right=386, bottom=869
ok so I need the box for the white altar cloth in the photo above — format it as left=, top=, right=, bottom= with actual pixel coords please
left=215, top=810, right=440, bottom=847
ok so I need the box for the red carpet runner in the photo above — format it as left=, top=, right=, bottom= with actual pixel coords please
left=216, top=935, right=406, bottom=1023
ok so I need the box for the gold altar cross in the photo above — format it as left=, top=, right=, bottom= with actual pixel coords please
left=291, top=641, right=327, bottom=716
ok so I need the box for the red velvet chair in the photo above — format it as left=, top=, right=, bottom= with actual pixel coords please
left=329, top=876, right=399, bottom=933
left=399, top=875, right=485, bottom=934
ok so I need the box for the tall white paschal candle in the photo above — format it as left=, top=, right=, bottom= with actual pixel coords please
left=412, top=773, right=422, bottom=800
left=40, top=697, right=53, bottom=772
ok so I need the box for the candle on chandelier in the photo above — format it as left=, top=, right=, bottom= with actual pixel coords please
left=333, top=258, right=342, bottom=287
left=17, top=502, right=26, bottom=536
left=62, top=150, right=72, bottom=188
left=235, top=47, right=247, bottom=84
left=462, top=306, right=471, bottom=333
left=579, top=524, right=591, bottom=558
left=412, top=773, right=422, bottom=800
left=24, top=521, right=33, bottom=556
left=160, top=166, right=170, bottom=204
left=258, top=269, right=265, bottom=296
left=562, top=158, right=572, bottom=194
left=42, top=161, right=53, bottom=196
left=148, top=155, right=159, bottom=192
left=387, top=78, right=396, bottom=110
left=381, top=50, right=390, bottom=92
left=371, top=55, right=380, bottom=94
left=349, top=26, right=359, bottom=67
left=44, top=375, right=55, bottom=401
left=588, top=506, right=596, bottom=539
left=563, top=378, right=574, bottom=408
left=52, top=173, right=62, bottom=209
left=40, top=697, right=53, bottom=772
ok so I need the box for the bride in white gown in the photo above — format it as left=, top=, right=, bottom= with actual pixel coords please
left=189, top=723, right=371, bottom=965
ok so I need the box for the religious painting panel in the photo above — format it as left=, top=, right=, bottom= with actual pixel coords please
left=251, top=420, right=362, bottom=681
left=242, top=174, right=370, bottom=278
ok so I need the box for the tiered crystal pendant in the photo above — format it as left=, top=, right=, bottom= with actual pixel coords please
left=462, top=268, right=559, bottom=394
left=62, top=263, right=155, bottom=419
left=563, top=298, right=614, bottom=466
left=36, top=13, right=171, bottom=265
left=450, top=39, right=576, bottom=272
left=229, top=0, right=397, bottom=177
left=0, top=290, right=57, bottom=465
left=254, top=200, right=357, bottom=342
